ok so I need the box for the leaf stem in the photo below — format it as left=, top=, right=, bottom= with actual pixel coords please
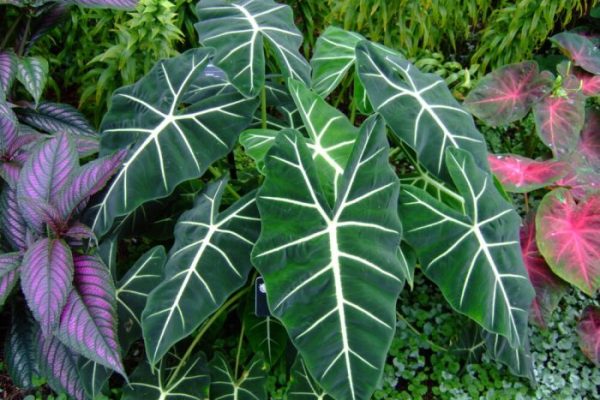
left=396, top=311, right=448, bottom=352
left=349, top=94, right=357, bottom=125
left=0, top=13, right=23, bottom=50
left=260, top=84, right=267, bottom=130
left=209, top=165, right=241, bottom=200
left=17, top=15, right=31, bottom=57
left=167, top=286, right=251, bottom=387
left=234, top=318, right=245, bottom=378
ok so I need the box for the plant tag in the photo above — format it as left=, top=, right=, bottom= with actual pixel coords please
left=255, top=276, right=270, bottom=317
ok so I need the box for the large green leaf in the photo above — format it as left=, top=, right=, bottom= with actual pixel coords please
left=399, top=148, right=534, bottom=348
left=287, top=356, right=332, bottom=400
left=196, top=0, right=310, bottom=97
left=209, top=353, right=267, bottom=400
left=89, top=48, right=258, bottom=236
left=242, top=295, right=288, bottom=367
left=122, top=353, right=210, bottom=400
left=483, top=331, right=534, bottom=381
left=252, top=116, right=403, bottom=400
left=288, top=79, right=358, bottom=203
left=310, top=27, right=365, bottom=98
left=116, top=246, right=166, bottom=352
left=356, top=41, right=488, bottom=182
left=142, top=179, right=260, bottom=364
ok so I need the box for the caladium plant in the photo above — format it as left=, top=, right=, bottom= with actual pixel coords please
left=465, top=30, right=600, bottom=365
left=4, top=0, right=556, bottom=398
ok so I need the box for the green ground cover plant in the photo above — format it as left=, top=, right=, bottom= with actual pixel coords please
left=0, top=1, right=599, bottom=399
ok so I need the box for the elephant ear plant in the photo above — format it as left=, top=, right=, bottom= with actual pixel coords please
left=3, top=0, right=543, bottom=399
left=464, top=31, right=600, bottom=364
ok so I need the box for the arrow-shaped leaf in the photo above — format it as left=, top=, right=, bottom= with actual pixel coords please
left=399, top=148, right=534, bottom=348
left=252, top=116, right=403, bottom=400
left=551, top=32, right=600, bottom=75
left=142, top=179, right=260, bottom=363
left=122, top=353, right=210, bottom=400
left=243, top=297, right=288, bottom=367
left=533, top=93, right=585, bottom=156
left=356, top=41, right=488, bottom=182
left=90, top=48, right=257, bottom=236
left=287, top=356, right=332, bottom=400
left=196, top=0, right=310, bottom=97
left=536, top=189, right=600, bottom=296
left=310, top=27, right=365, bottom=98
left=209, top=353, right=267, bottom=400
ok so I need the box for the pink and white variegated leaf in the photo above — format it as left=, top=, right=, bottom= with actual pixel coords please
left=17, top=132, right=78, bottom=233
left=0, top=50, right=17, bottom=95
left=536, top=189, right=600, bottom=296
left=520, top=213, right=568, bottom=327
left=0, top=100, right=18, bottom=152
left=533, top=93, right=585, bottom=156
left=464, top=61, right=552, bottom=126
left=58, top=150, right=126, bottom=221
left=35, top=330, right=86, bottom=400
left=488, top=154, right=568, bottom=193
left=0, top=252, right=21, bottom=306
left=551, top=32, right=600, bottom=75
left=20, top=238, right=74, bottom=334
left=0, top=186, right=29, bottom=251
left=558, top=62, right=600, bottom=97
left=56, top=254, right=124, bottom=375
left=556, top=155, right=600, bottom=200
left=577, top=305, right=600, bottom=365
left=578, top=108, right=600, bottom=165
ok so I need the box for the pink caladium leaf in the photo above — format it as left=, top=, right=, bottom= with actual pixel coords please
left=533, top=93, right=585, bottom=156
left=578, top=108, right=600, bottom=165
left=520, top=213, right=568, bottom=327
left=488, top=154, right=568, bottom=193
left=0, top=185, right=29, bottom=251
left=20, top=238, right=74, bottom=334
left=56, top=254, right=124, bottom=375
left=464, top=61, right=552, bottom=126
left=551, top=32, right=600, bottom=75
left=577, top=305, right=600, bottom=365
left=35, top=330, right=86, bottom=400
left=0, top=252, right=21, bottom=306
left=558, top=62, right=600, bottom=97
left=17, top=132, right=78, bottom=233
left=536, top=189, right=600, bottom=296
left=58, top=150, right=126, bottom=221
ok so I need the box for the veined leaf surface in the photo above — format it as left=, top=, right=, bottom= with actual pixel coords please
left=488, top=154, right=568, bottom=193
left=551, top=32, right=600, bottom=75
left=287, top=356, right=332, bottom=400
left=399, top=148, right=534, bottom=347
left=0, top=51, right=17, bottom=94
left=310, top=27, right=365, bottom=98
left=536, top=189, right=600, bottom=296
left=252, top=116, right=403, bottom=400
left=243, top=297, right=288, bottom=366
left=209, top=353, right=267, bottom=400
left=483, top=331, right=534, bottom=381
left=196, top=0, right=310, bottom=97
left=16, top=56, right=48, bottom=106
left=533, top=93, right=585, bottom=156
left=142, top=180, right=260, bottom=363
left=91, top=48, right=257, bottom=236
left=577, top=305, right=600, bottom=365
left=122, top=353, right=210, bottom=400
left=464, top=61, right=552, bottom=126
left=356, top=41, right=488, bottom=182
left=0, top=252, right=20, bottom=305
left=4, top=305, right=38, bottom=389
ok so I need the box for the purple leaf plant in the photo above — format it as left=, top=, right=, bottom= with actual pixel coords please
left=0, top=130, right=127, bottom=397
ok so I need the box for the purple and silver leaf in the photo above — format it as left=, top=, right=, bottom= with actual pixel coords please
left=0, top=51, right=17, bottom=95
left=16, top=56, right=49, bottom=106
left=56, top=254, right=124, bottom=375
left=18, top=198, right=64, bottom=235
left=20, top=238, right=73, bottom=334
left=5, top=305, right=38, bottom=389
left=64, top=221, right=96, bottom=246
left=0, top=186, right=29, bottom=251
left=36, top=330, right=86, bottom=400
left=0, top=252, right=21, bottom=305
left=16, top=101, right=97, bottom=138
left=17, top=132, right=78, bottom=232
left=0, top=162, right=21, bottom=186
left=74, top=135, right=100, bottom=157
left=0, top=100, right=18, bottom=153
left=28, top=3, right=71, bottom=46
left=59, top=150, right=126, bottom=220
left=65, top=0, right=138, bottom=10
